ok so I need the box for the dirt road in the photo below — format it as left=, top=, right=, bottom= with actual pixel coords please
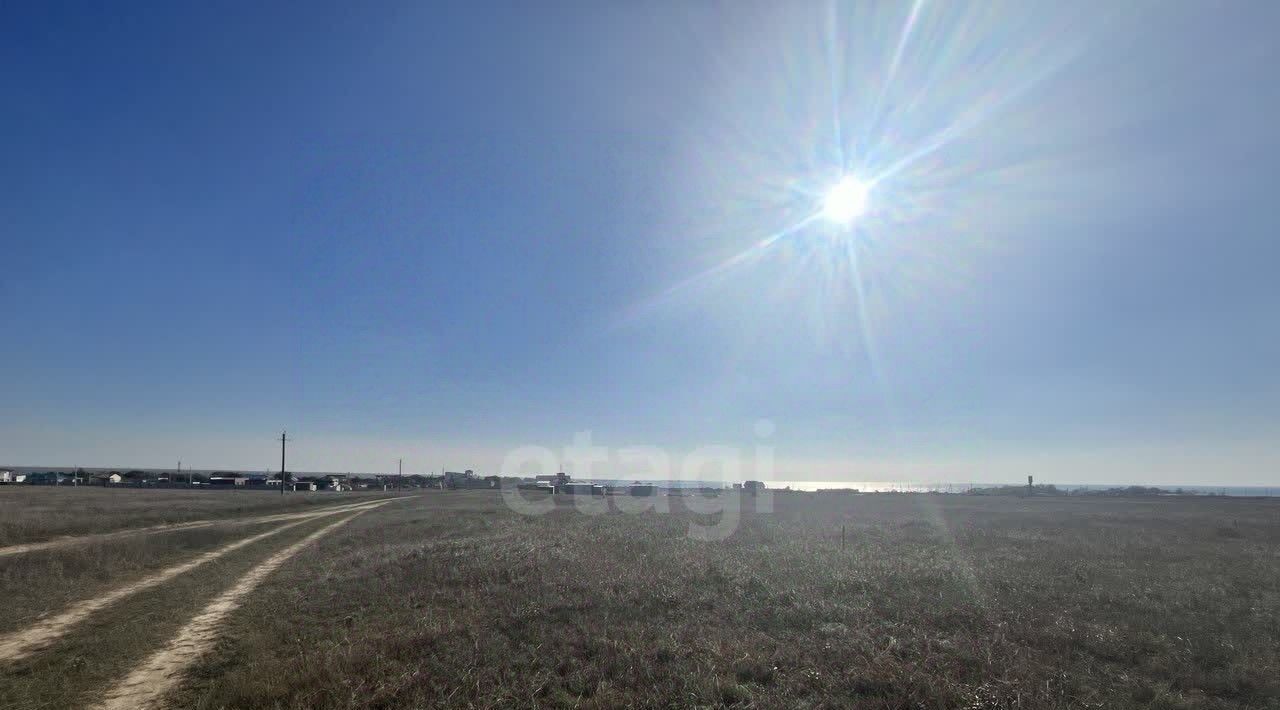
left=91, top=511, right=366, bottom=710
left=0, top=497, right=396, bottom=558
left=0, top=499, right=389, bottom=661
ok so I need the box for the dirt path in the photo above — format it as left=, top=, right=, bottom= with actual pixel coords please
left=0, top=499, right=389, bottom=662
left=0, top=497, right=398, bottom=558
left=91, top=511, right=366, bottom=710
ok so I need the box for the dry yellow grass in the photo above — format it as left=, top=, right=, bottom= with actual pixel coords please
left=174, top=491, right=1279, bottom=709
left=1, top=489, right=1277, bottom=709
left=0, top=486, right=395, bottom=546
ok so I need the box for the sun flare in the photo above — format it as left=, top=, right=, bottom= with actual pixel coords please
left=822, top=176, right=870, bottom=225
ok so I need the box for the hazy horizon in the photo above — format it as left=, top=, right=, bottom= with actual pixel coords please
left=3, top=432, right=1276, bottom=488
left=3, top=1, right=1278, bottom=487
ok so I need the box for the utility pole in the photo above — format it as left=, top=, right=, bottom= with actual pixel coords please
left=398, top=458, right=402, bottom=491
left=280, top=430, right=289, bottom=496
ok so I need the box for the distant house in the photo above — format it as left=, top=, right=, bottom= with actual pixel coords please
left=0, top=470, right=24, bottom=484
left=209, top=472, right=247, bottom=486
left=536, top=472, right=570, bottom=487
left=27, top=471, right=72, bottom=485
left=560, top=483, right=603, bottom=496
left=444, top=471, right=494, bottom=489
left=94, top=472, right=122, bottom=484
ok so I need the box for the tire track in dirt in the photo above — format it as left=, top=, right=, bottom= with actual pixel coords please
left=0, top=500, right=385, bottom=662
left=0, top=498, right=397, bottom=558
left=90, top=510, right=367, bottom=710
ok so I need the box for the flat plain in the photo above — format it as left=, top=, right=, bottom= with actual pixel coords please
left=0, top=487, right=1277, bottom=709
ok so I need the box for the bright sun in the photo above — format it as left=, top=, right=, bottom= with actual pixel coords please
left=822, top=176, right=870, bottom=225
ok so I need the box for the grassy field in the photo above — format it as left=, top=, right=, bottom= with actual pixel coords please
left=1, top=489, right=1277, bottom=709
left=0, top=486, right=394, bottom=546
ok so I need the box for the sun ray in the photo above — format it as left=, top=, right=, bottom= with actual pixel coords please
left=617, top=211, right=825, bottom=326
left=867, top=0, right=925, bottom=139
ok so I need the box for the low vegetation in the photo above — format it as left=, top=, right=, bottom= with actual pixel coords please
left=164, top=491, right=1278, bottom=709
left=0, top=514, right=353, bottom=709
left=0, top=521, right=283, bottom=635
left=0, top=486, right=391, bottom=547
left=1, top=489, right=1276, bottom=708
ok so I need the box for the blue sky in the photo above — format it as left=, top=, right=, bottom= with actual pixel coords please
left=2, top=1, right=1278, bottom=485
